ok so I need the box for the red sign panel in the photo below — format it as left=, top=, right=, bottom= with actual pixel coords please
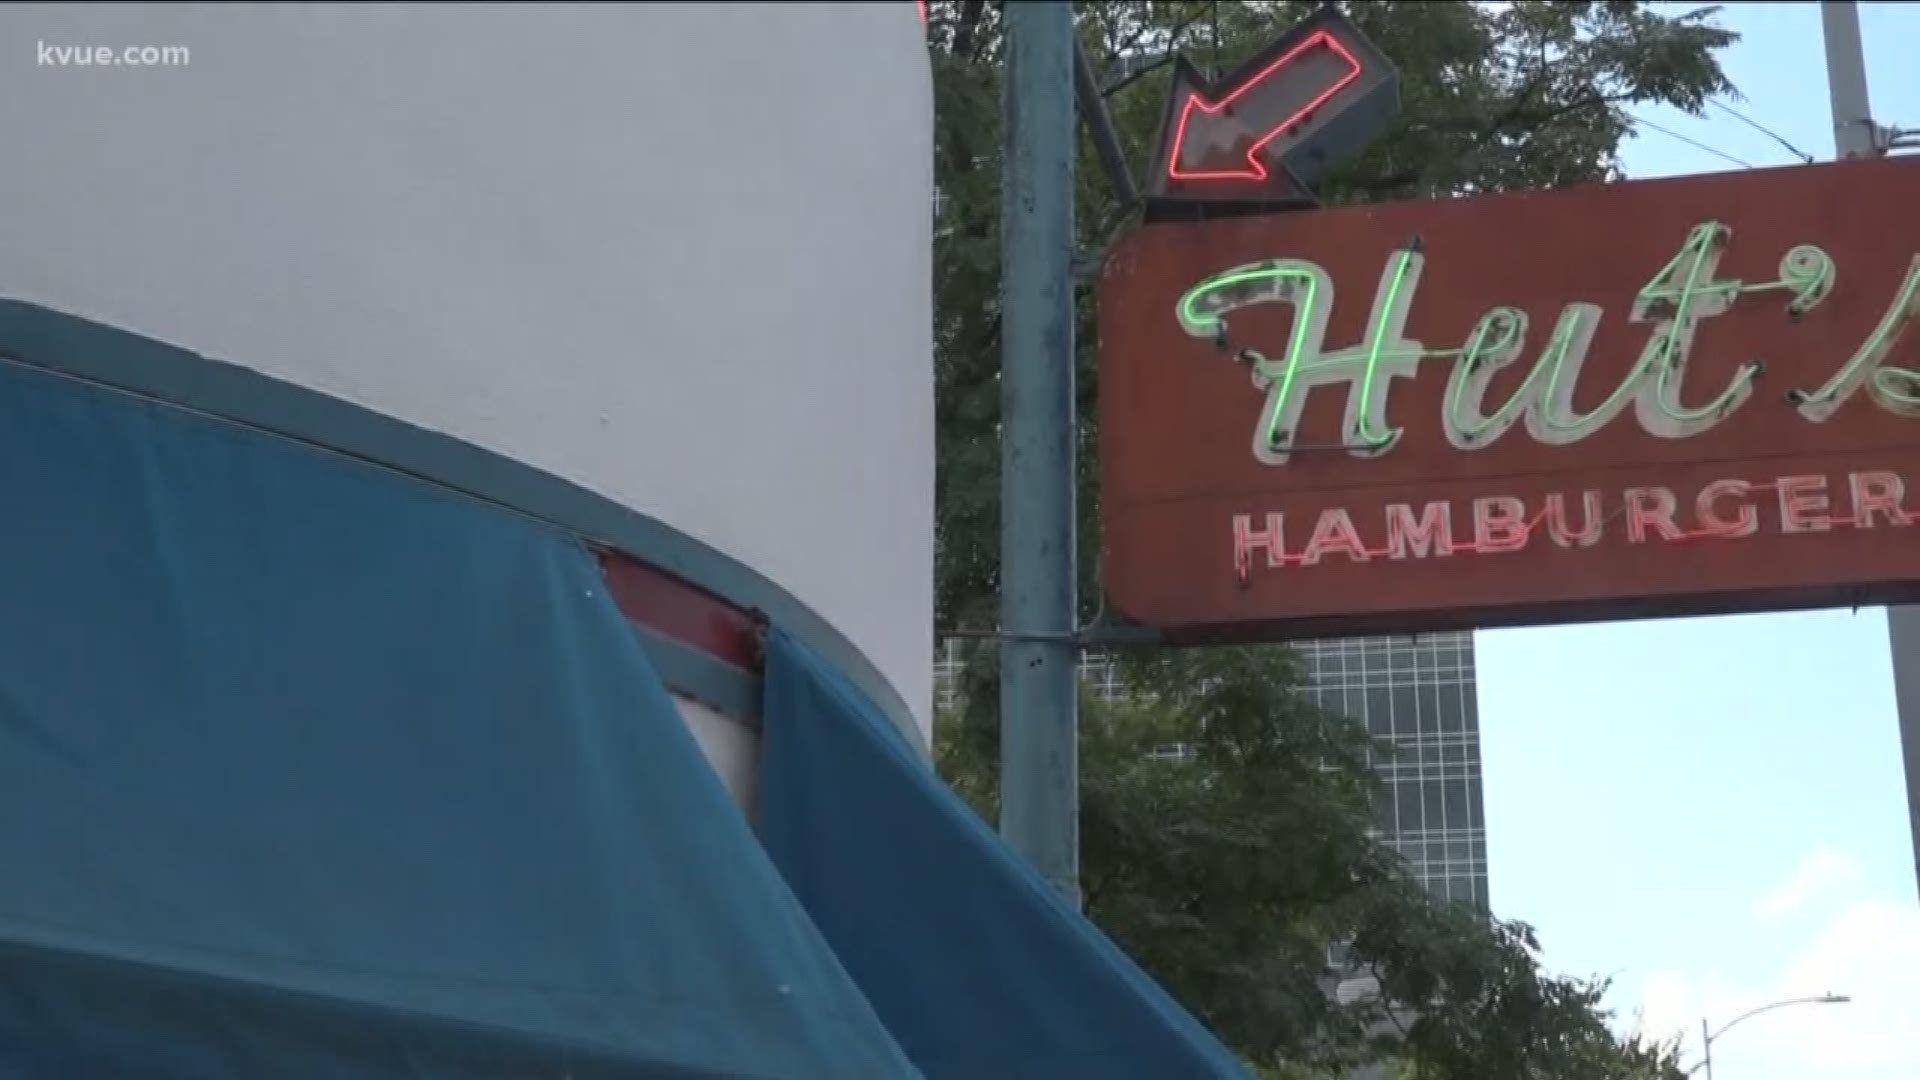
left=1098, top=159, right=1920, bottom=641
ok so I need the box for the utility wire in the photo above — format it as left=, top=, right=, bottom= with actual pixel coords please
left=1627, top=113, right=1756, bottom=169
left=1708, top=98, right=1816, bottom=163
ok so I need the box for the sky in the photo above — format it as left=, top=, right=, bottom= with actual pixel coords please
left=1476, top=6, right=1920, bottom=1077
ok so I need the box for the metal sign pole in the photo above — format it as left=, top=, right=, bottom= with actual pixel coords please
left=998, top=0, right=1080, bottom=905
left=1821, top=0, right=1920, bottom=894
left=1822, top=1, right=1877, bottom=159
left=1886, top=608, right=1920, bottom=894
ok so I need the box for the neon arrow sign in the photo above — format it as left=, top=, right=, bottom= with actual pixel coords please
left=1146, top=6, right=1399, bottom=204
left=1165, top=30, right=1363, bottom=183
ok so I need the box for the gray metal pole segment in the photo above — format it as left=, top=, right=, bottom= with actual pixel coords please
left=1887, top=605, right=1920, bottom=893
left=1821, top=1, right=1877, bottom=158
left=1822, top=0, right=1920, bottom=891
left=999, top=0, right=1081, bottom=904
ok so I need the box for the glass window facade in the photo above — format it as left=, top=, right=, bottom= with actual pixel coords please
left=1292, top=632, right=1489, bottom=909
left=932, top=631, right=1490, bottom=909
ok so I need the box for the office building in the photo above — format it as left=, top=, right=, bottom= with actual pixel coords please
left=1293, top=632, right=1489, bottom=909
left=935, top=631, right=1489, bottom=909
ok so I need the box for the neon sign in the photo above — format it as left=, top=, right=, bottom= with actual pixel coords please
left=1100, top=158, right=1920, bottom=638
left=1229, top=470, right=1915, bottom=581
left=1146, top=6, right=1400, bottom=208
left=1165, top=29, right=1363, bottom=184
left=1176, top=221, right=1920, bottom=466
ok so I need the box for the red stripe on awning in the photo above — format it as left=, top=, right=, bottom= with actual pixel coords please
left=596, top=550, right=760, bottom=670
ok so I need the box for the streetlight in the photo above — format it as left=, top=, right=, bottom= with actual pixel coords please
left=1686, top=993, right=1852, bottom=1078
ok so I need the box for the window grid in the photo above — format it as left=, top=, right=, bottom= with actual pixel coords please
left=1294, top=632, right=1488, bottom=908
left=930, top=632, right=1490, bottom=907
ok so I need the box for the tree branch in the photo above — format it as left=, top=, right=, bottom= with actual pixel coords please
left=1387, top=90, right=1637, bottom=193
left=1492, top=64, right=1558, bottom=130
left=951, top=0, right=987, bottom=58
left=1511, top=90, right=1634, bottom=129
left=1103, top=50, right=1174, bottom=98
left=1101, top=8, right=1210, bottom=98
left=1101, top=1, right=1156, bottom=71
left=1347, top=168, right=1424, bottom=200
left=1369, top=961, right=1414, bottom=1041
left=1076, top=35, right=1141, bottom=210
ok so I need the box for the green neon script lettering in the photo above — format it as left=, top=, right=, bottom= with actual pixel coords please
left=1793, top=256, right=1920, bottom=421
left=1523, top=303, right=1617, bottom=443
left=1443, top=306, right=1536, bottom=447
left=1177, top=225, right=1885, bottom=468
left=1631, top=221, right=1756, bottom=434
left=1772, top=244, right=1837, bottom=315
left=1176, top=261, right=1329, bottom=460
left=1175, top=249, right=1427, bottom=463
left=1354, top=250, right=1419, bottom=451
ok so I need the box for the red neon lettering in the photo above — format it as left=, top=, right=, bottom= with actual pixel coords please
left=1384, top=502, right=1453, bottom=559
left=1472, top=496, right=1528, bottom=553
left=1233, top=512, right=1286, bottom=578
left=1849, top=470, right=1910, bottom=528
left=1302, top=508, right=1371, bottom=565
left=1696, top=479, right=1758, bottom=538
left=1777, top=475, right=1833, bottom=533
left=1227, top=468, right=1917, bottom=582
left=1545, top=491, right=1604, bottom=548
left=1625, top=487, right=1683, bottom=543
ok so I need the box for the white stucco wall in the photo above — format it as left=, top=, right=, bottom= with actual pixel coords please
left=0, top=3, right=936, bottom=772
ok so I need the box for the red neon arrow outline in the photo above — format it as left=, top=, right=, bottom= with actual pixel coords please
left=1166, top=29, right=1363, bottom=183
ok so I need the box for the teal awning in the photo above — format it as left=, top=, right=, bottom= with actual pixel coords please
left=0, top=355, right=913, bottom=1078
left=759, top=630, right=1249, bottom=1079
left=0, top=303, right=1247, bottom=1078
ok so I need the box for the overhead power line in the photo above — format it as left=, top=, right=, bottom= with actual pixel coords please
left=1626, top=113, right=1756, bottom=170
left=1708, top=98, right=1816, bottom=163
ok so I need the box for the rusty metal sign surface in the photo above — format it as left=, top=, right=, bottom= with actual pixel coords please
left=1098, top=158, right=1920, bottom=641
